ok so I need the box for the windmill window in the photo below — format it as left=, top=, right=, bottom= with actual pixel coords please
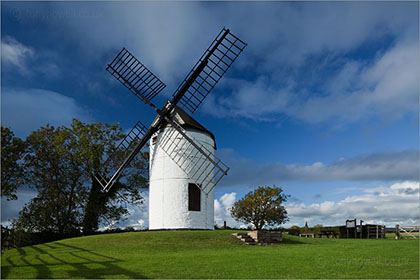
left=188, top=183, right=201, bottom=211
left=152, top=136, right=157, bottom=145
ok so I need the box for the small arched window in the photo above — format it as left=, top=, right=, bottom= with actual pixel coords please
left=188, top=183, right=201, bottom=211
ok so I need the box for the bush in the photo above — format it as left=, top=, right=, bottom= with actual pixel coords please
left=286, top=225, right=342, bottom=236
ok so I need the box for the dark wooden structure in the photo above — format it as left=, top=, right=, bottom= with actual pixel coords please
left=338, top=224, right=385, bottom=239
left=365, top=224, right=385, bottom=239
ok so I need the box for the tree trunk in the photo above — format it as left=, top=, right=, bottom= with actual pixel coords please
left=82, top=176, right=103, bottom=235
left=259, top=220, right=265, bottom=230
left=254, top=220, right=262, bottom=230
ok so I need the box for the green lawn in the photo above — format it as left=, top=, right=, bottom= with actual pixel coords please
left=1, top=230, right=418, bottom=279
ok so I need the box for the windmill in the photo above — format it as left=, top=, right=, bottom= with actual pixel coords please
left=95, top=28, right=247, bottom=230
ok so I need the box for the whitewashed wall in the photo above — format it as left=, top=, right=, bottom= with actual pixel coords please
left=149, top=127, right=215, bottom=230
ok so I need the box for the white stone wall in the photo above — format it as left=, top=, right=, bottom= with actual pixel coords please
left=149, top=127, right=215, bottom=230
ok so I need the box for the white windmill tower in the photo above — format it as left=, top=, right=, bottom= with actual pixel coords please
left=148, top=107, right=218, bottom=229
left=94, top=28, right=247, bottom=230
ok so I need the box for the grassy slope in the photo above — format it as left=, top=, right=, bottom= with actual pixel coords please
left=1, top=230, right=418, bottom=279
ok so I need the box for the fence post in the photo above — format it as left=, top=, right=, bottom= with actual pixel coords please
left=396, top=224, right=400, bottom=239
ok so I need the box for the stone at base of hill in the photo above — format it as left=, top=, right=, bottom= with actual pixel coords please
left=247, top=230, right=283, bottom=244
left=232, top=233, right=256, bottom=245
left=233, top=230, right=282, bottom=245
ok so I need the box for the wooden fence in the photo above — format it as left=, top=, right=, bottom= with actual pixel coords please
left=395, top=225, right=419, bottom=239
left=2, top=226, right=17, bottom=251
left=1, top=226, right=33, bottom=251
left=366, top=224, right=385, bottom=239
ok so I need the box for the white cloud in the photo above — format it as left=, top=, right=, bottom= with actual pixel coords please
left=295, top=36, right=419, bottom=123
left=34, top=2, right=416, bottom=104
left=214, top=192, right=245, bottom=228
left=54, top=2, right=217, bottom=88
left=5, top=182, right=417, bottom=230
left=218, top=149, right=419, bottom=187
left=286, top=181, right=419, bottom=227
left=225, top=3, right=410, bottom=68
left=98, top=220, right=118, bottom=231
left=204, top=35, right=419, bottom=124
left=219, top=192, right=236, bottom=209
left=2, top=36, right=62, bottom=80
left=112, top=191, right=149, bottom=230
left=214, top=181, right=420, bottom=229
left=3, top=3, right=416, bottom=125
left=2, top=88, right=92, bottom=137
left=1, top=36, right=34, bottom=75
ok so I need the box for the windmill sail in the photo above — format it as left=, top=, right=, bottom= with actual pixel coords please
left=157, top=117, right=229, bottom=195
left=94, top=120, right=149, bottom=192
left=97, top=28, right=246, bottom=195
left=107, top=48, right=166, bottom=105
left=172, top=28, right=247, bottom=114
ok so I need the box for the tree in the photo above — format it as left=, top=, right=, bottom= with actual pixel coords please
left=230, top=186, right=289, bottom=230
left=14, top=124, right=87, bottom=236
left=14, top=119, right=148, bottom=236
left=1, top=127, right=26, bottom=200
left=64, top=119, right=148, bottom=234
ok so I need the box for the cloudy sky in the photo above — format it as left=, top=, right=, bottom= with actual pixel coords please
left=1, top=1, right=419, bottom=229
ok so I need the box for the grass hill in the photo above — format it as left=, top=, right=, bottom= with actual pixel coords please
left=1, top=230, right=418, bottom=279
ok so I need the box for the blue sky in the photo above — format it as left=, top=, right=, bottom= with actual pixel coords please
left=1, top=1, right=419, bottom=229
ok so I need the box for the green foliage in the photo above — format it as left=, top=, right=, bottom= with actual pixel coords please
left=15, top=124, right=88, bottom=235
left=287, top=226, right=301, bottom=236
left=288, top=225, right=342, bottom=235
left=64, top=119, right=148, bottom=234
left=1, top=127, right=26, bottom=200
left=230, top=186, right=290, bottom=230
left=1, top=231, right=418, bottom=279
left=13, top=119, right=148, bottom=236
